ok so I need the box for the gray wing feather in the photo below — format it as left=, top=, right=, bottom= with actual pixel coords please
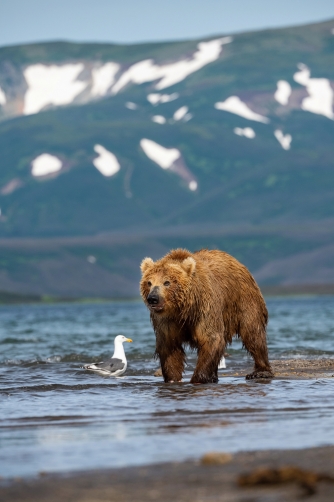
left=96, top=358, right=125, bottom=371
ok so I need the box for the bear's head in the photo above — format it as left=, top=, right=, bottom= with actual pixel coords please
left=140, top=254, right=196, bottom=316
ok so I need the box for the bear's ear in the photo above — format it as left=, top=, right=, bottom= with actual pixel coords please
left=181, top=257, right=196, bottom=276
left=140, top=257, right=154, bottom=274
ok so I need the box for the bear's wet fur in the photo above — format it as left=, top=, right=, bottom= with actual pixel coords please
left=140, top=248, right=273, bottom=384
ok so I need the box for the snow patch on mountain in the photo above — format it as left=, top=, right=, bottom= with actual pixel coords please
left=234, top=127, right=255, bottom=138
left=93, top=145, right=120, bottom=176
left=147, top=93, right=179, bottom=105
left=274, top=80, right=291, bottom=105
left=24, top=64, right=87, bottom=115
left=91, top=63, right=120, bottom=96
left=140, top=139, right=180, bottom=168
left=125, top=102, right=138, bottom=110
left=188, top=180, right=198, bottom=191
left=152, top=115, right=166, bottom=124
left=140, top=138, right=197, bottom=190
left=293, top=64, right=334, bottom=120
left=112, top=37, right=232, bottom=94
left=0, top=86, right=6, bottom=105
left=8, top=37, right=232, bottom=117
left=215, top=96, right=269, bottom=123
left=173, top=106, right=189, bottom=121
left=274, top=130, right=292, bottom=150
left=31, top=154, right=63, bottom=177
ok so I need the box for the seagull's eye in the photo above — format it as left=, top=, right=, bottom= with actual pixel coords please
left=164, top=281, right=170, bottom=287
left=147, top=281, right=152, bottom=287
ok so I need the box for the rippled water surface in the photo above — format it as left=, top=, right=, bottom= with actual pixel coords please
left=1, top=296, right=334, bottom=477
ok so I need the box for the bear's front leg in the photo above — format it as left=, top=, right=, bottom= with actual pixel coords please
left=191, top=339, right=223, bottom=384
left=157, top=345, right=185, bottom=383
left=153, top=319, right=186, bottom=383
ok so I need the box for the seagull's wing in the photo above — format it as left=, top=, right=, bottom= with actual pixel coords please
left=107, top=358, right=125, bottom=372
left=85, top=357, right=125, bottom=373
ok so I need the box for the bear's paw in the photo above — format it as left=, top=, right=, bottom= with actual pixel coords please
left=246, top=370, right=274, bottom=380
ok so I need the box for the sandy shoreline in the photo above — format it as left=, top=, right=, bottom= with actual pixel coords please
left=1, top=446, right=334, bottom=501
left=229, top=358, right=334, bottom=379
left=153, top=358, right=334, bottom=379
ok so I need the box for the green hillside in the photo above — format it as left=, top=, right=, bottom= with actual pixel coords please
left=0, top=19, right=333, bottom=296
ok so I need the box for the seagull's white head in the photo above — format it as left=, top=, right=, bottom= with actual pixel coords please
left=115, top=335, right=133, bottom=344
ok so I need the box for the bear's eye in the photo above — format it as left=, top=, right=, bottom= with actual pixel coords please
left=147, top=281, right=152, bottom=287
left=164, top=281, right=170, bottom=287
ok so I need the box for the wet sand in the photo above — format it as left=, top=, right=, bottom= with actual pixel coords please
left=154, top=358, right=334, bottom=379
left=1, top=446, right=334, bottom=502
left=229, top=358, right=334, bottom=379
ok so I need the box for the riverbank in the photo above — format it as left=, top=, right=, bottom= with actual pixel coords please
left=1, top=446, right=334, bottom=502
left=227, top=358, right=334, bottom=379
left=152, top=358, right=334, bottom=379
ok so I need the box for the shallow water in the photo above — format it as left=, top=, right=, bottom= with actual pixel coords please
left=1, top=296, right=334, bottom=477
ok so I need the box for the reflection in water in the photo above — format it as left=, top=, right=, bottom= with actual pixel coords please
left=0, top=297, right=334, bottom=476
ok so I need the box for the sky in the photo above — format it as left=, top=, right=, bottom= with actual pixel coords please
left=1, top=0, right=334, bottom=47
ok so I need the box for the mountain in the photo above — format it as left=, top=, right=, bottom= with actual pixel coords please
left=0, top=19, right=334, bottom=297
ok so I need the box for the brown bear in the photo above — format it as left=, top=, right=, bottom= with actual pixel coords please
left=140, top=248, right=273, bottom=384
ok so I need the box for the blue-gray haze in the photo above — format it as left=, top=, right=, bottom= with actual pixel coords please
left=1, top=0, right=334, bottom=47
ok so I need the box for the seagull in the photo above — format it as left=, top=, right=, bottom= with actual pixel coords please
left=84, top=335, right=132, bottom=376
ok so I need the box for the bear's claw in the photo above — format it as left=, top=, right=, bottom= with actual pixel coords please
left=246, top=370, right=274, bottom=380
left=190, top=375, right=219, bottom=384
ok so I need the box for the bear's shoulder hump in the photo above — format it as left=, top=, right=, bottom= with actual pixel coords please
left=165, top=248, right=192, bottom=262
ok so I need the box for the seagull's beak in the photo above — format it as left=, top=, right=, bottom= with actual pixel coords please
left=125, top=338, right=133, bottom=343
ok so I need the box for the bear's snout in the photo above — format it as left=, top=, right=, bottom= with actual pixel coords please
left=147, top=289, right=160, bottom=305
left=146, top=286, right=165, bottom=312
